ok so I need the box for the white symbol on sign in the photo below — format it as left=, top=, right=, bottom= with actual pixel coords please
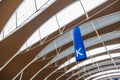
left=76, top=48, right=83, bottom=57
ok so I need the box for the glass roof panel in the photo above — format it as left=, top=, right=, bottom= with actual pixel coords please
left=89, top=44, right=120, bottom=56
left=36, top=0, right=56, bottom=10
left=20, top=16, right=59, bottom=51
left=56, top=1, right=84, bottom=27
left=0, top=13, right=16, bottom=39
left=36, top=0, right=49, bottom=10
left=20, top=42, right=27, bottom=51
left=0, top=34, right=2, bottom=40
left=26, top=30, right=40, bottom=48
left=81, top=0, right=108, bottom=12
left=16, top=0, right=36, bottom=26
left=58, top=57, right=76, bottom=70
left=39, top=16, right=59, bottom=39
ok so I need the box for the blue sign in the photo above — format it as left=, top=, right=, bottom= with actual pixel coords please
left=72, top=26, right=87, bottom=62
left=114, top=78, right=119, bottom=80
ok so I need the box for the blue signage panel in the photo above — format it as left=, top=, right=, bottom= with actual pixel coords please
left=114, top=78, right=119, bottom=80
left=72, top=26, right=87, bottom=62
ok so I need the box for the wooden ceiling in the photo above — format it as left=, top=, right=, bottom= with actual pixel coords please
left=0, top=0, right=120, bottom=80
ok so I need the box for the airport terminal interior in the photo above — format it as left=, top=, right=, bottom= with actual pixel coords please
left=0, top=0, right=120, bottom=80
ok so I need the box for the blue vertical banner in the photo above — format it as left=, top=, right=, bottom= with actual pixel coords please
left=72, top=25, right=87, bottom=62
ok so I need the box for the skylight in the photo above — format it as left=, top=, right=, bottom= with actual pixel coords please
left=81, top=0, right=108, bottom=12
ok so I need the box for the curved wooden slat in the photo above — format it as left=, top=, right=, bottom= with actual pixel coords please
left=0, top=0, right=22, bottom=32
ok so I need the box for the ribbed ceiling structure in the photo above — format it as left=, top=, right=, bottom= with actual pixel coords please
left=0, top=0, right=120, bottom=80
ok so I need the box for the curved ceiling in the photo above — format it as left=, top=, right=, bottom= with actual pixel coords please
left=0, top=0, right=120, bottom=80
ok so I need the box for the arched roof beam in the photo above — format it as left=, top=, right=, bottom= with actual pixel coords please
left=0, top=0, right=22, bottom=31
